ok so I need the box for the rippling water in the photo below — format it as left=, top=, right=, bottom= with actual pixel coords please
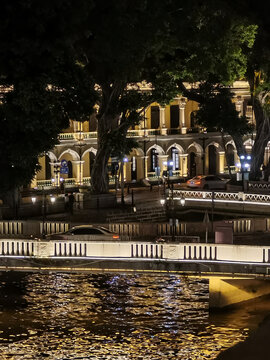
left=0, top=272, right=267, bottom=359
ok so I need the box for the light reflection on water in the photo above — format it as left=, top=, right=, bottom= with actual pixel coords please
left=0, top=272, right=264, bottom=359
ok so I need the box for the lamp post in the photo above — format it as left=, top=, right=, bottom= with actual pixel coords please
left=239, top=154, right=251, bottom=191
left=121, top=157, right=128, bottom=205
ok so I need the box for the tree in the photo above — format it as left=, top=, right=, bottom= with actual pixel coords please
left=0, top=0, right=96, bottom=198
left=0, top=0, right=260, bottom=197
left=80, top=0, right=257, bottom=193
left=242, top=1, right=270, bottom=179
left=192, top=83, right=252, bottom=177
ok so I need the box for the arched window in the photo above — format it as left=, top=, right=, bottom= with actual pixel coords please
left=89, top=152, right=95, bottom=175
left=189, top=152, right=196, bottom=177
left=131, top=156, right=137, bottom=181
left=150, top=149, right=158, bottom=171
left=171, top=147, right=179, bottom=170
left=226, top=144, right=235, bottom=167
left=68, top=161, right=73, bottom=178
left=208, top=145, right=217, bottom=174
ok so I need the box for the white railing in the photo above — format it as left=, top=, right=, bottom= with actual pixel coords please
left=40, top=222, right=69, bottom=236
left=0, top=239, right=35, bottom=256
left=1, top=239, right=270, bottom=265
left=248, top=181, right=270, bottom=191
left=173, top=189, right=270, bottom=205
left=0, top=221, right=24, bottom=235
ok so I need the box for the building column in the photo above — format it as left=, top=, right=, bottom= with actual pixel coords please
left=72, top=160, right=85, bottom=185
left=159, top=106, right=167, bottom=135
left=143, top=156, right=148, bottom=178
left=219, top=151, right=225, bottom=174
left=180, top=154, right=188, bottom=177
left=137, top=156, right=145, bottom=181
left=179, top=98, right=187, bottom=134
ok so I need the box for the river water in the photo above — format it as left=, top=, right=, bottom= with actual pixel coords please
left=0, top=272, right=269, bottom=360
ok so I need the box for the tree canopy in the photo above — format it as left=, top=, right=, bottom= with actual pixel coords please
left=79, top=0, right=257, bottom=193
left=0, top=0, right=96, bottom=193
left=0, top=0, right=264, bottom=195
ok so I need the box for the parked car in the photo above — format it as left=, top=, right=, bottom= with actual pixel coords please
left=186, top=175, right=229, bottom=190
left=46, top=225, right=120, bottom=241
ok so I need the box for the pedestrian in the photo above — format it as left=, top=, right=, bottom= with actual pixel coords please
left=68, top=193, right=75, bottom=215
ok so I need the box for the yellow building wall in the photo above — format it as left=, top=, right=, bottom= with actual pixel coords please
left=36, top=156, right=46, bottom=180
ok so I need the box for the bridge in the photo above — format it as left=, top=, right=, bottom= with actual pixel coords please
left=1, top=237, right=270, bottom=308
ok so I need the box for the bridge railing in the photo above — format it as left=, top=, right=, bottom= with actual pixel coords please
left=1, top=239, right=270, bottom=265
left=173, top=189, right=270, bottom=204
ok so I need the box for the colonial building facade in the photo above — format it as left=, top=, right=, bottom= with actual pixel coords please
left=32, top=81, right=261, bottom=189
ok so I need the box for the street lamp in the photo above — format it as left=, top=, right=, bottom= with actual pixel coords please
left=120, top=157, right=128, bottom=205
left=50, top=196, right=56, bottom=204
left=180, top=197, right=185, bottom=207
left=239, top=154, right=251, bottom=191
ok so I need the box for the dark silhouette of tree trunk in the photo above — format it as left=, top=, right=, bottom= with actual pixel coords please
left=250, top=93, right=270, bottom=179
left=90, top=83, right=123, bottom=194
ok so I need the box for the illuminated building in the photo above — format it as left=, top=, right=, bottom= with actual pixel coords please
left=32, top=81, right=257, bottom=189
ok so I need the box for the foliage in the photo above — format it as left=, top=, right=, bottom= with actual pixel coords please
left=0, top=0, right=96, bottom=192
left=82, top=0, right=258, bottom=193
left=0, top=0, right=263, bottom=193
left=194, top=83, right=252, bottom=136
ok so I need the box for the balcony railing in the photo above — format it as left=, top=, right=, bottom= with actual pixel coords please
left=59, top=127, right=191, bottom=142
left=36, top=178, right=76, bottom=189
left=59, top=133, right=75, bottom=140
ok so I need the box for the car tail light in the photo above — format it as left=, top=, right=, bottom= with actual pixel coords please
left=112, top=235, right=119, bottom=239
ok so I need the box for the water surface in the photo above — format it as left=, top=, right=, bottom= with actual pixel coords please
left=0, top=272, right=266, bottom=359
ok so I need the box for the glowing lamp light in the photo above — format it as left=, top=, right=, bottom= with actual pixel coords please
left=160, top=199, right=165, bottom=205
left=169, top=161, right=173, bottom=166
left=50, top=197, right=56, bottom=204
left=163, top=161, right=167, bottom=166
left=247, top=155, right=251, bottom=160
left=31, top=197, right=36, bottom=204
left=123, top=157, right=128, bottom=162
left=236, top=163, right=241, bottom=168
left=60, top=177, right=64, bottom=182
left=240, top=155, right=245, bottom=160
left=51, top=178, right=55, bottom=183
left=244, top=163, right=250, bottom=168
left=180, top=198, right=185, bottom=206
